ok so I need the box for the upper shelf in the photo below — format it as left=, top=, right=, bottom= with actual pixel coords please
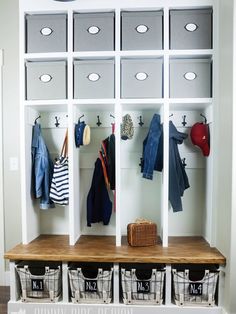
left=24, top=50, right=214, bottom=60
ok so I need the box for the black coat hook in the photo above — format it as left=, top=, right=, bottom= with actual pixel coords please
left=78, top=114, right=84, bottom=123
left=182, top=115, right=187, bottom=126
left=182, top=158, right=187, bottom=168
left=96, top=115, right=102, bottom=127
left=200, top=113, right=207, bottom=124
left=169, top=113, right=173, bottom=118
left=34, top=115, right=41, bottom=124
left=55, top=116, right=60, bottom=128
left=138, top=116, right=144, bottom=127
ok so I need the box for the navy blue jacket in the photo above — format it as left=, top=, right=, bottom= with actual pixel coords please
left=87, top=158, right=112, bottom=226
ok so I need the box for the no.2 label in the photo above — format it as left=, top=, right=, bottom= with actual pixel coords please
left=85, top=280, right=97, bottom=292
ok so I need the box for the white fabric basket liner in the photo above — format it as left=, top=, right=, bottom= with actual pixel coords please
left=68, top=267, right=113, bottom=304
left=172, top=268, right=219, bottom=307
left=121, top=268, right=165, bottom=305
left=16, top=265, right=61, bottom=302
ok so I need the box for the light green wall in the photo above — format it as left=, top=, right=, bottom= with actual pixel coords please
left=0, top=0, right=21, bottom=272
left=217, top=0, right=236, bottom=313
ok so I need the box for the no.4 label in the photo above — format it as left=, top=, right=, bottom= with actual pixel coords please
left=189, top=282, right=203, bottom=296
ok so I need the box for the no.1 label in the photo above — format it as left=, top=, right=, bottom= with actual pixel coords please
left=189, top=282, right=203, bottom=296
left=31, top=279, right=44, bottom=292
left=137, top=281, right=150, bottom=293
left=85, top=280, right=97, bottom=292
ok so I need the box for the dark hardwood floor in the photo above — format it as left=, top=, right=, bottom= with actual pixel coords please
left=0, top=286, right=10, bottom=314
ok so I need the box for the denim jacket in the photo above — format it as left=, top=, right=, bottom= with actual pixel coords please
left=31, top=123, right=55, bottom=209
left=141, top=114, right=163, bottom=180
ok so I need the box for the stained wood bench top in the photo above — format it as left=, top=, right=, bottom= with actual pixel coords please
left=4, top=235, right=226, bottom=264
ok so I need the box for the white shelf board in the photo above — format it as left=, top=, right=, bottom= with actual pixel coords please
left=73, top=102, right=115, bottom=111
left=121, top=103, right=163, bottom=111
left=121, top=98, right=164, bottom=105
left=73, top=51, right=116, bottom=59
left=24, top=50, right=213, bottom=60
left=120, top=50, right=164, bottom=58
left=170, top=102, right=213, bottom=111
left=169, top=98, right=213, bottom=104
left=73, top=99, right=116, bottom=106
left=24, top=52, right=68, bottom=60
left=24, top=100, right=68, bottom=109
left=169, top=50, right=213, bottom=57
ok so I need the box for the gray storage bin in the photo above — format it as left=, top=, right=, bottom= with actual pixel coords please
left=26, top=61, right=67, bottom=100
left=26, top=14, right=67, bottom=53
left=74, top=59, right=114, bottom=99
left=121, top=11, right=163, bottom=50
left=170, top=9, right=212, bottom=49
left=169, top=58, right=212, bottom=98
left=121, top=59, right=163, bottom=98
left=74, top=12, right=114, bottom=51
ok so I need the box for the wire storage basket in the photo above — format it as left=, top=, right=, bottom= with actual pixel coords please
left=68, top=263, right=113, bottom=304
left=121, top=264, right=165, bottom=305
left=172, top=265, right=219, bottom=306
left=16, top=261, right=62, bottom=302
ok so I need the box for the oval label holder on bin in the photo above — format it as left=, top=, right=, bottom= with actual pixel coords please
left=184, top=72, right=197, bottom=81
left=87, top=73, right=100, bottom=82
left=87, top=26, right=101, bottom=35
left=135, top=72, right=148, bottom=81
left=39, top=74, right=52, bottom=83
left=40, top=27, right=53, bottom=36
left=184, top=23, right=198, bottom=32
left=135, top=24, right=149, bottom=34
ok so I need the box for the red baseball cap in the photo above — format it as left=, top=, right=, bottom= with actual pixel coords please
left=190, top=123, right=210, bottom=157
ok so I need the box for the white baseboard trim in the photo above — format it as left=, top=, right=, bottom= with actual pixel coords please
left=5, top=270, right=10, bottom=286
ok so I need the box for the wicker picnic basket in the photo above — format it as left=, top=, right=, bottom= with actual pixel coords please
left=127, top=219, right=157, bottom=247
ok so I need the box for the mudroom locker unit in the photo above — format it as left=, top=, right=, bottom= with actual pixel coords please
left=5, top=0, right=236, bottom=313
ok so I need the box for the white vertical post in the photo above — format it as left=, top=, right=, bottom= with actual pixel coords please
left=62, top=262, right=69, bottom=303
left=208, top=0, right=218, bottom=247
left=165, top=264, right=172, bottom=305
left=9, top=261, right=20, bottom=301
left=0, top=49, right=5, bottom=285
left=113, top=263, right=120, bottom=304
left=20, top=4, right=29, bottom=244
left=115, top=8, right=122, bottom=246
left=162, top=6, right=170, bottom=247
left=218, top=266, right=225, bottom=307
left=68, top=9, right=80, bottom=245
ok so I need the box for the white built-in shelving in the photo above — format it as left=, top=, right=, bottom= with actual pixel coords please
left=19, top=0, right=217, bottom=249
left=6, top=0, right=229, bottom=313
